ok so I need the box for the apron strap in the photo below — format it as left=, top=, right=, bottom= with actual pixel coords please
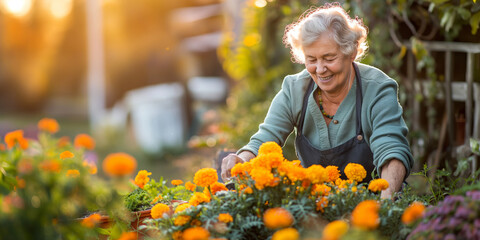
left=297, top=80, right=315, bottom=135
left=353, top=62, right=363, bottom=136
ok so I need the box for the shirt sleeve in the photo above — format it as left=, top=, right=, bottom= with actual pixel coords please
left=237, top=76, right=299, bottom=156
left=365, top=79, right=414, bottom=177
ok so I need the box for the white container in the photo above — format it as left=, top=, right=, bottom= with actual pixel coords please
left=125, top=83, right=186, bottom=154
left=187, top=76, right=228, bottom=102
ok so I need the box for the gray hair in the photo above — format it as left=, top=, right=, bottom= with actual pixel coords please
left=284, top=4, right=368, bottom=63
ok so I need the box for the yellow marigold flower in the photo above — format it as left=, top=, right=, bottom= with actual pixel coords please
left=189, top=192, right=210, bottom=206
left=151, top=203, right=170, bottom=219
left=60, top=151, right=74, bottom=159
left=271, top=227, right=299, bottom=240
left=81, top=213, right=101, bottom=228
left=182, top=226, right=210, bottom=240
left=263, top=207, right=294, bottom=229
left=258, top=141, right=283, bottom=156
left=193, top=168, right=218, bottom=187
left=311, top=184, right=331, bottom=196
left=322, top=220, right=349, bottom=240
left=175, top=203, right=191, bottom=213
left=344, top=163, right=367, bottom=182
left=326, top=166, right=341, bottom=182
left=66, top=169, right=80, bottom=178
left=83, top=160, right=97, bottom=174
left=250, top=168, right=279, bottom=190
left=368, top=178, right=389, bottom=192
left=134, top=170, right=152, bottom=189
left=171, top=179, right=183, bottom=186
left=37, top=118, right=59, bottom=134
left=231, top=161, right=253, bottom=179
left=185, top=181, right=196, bottom=191
left=102, top=152, right=137, bottom=177
left=401, top=202, right=426, bottom=224
left=174, top=215, right=191, bottom=226
left=351, top=200, right=380, bottom=230
left=4, top=130, right=29, bottom=150
left=316, top=197, right=329, bottom=212
left=74, top=133, right=95, bottom=150
left=351, top=186, right=357, bottom=192
left=218, top=213, right=233, bottom=223
left=117, top=232, right=137, bottom=240
left=306, top=165, right=328, bottom=184
left=40, top=159, right=61, bottom=173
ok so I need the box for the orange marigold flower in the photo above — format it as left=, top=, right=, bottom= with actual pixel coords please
left=286, top=165, right=307, bottom=182
left=60, top=151, right=74, bottom=159
left=325, top=166, right=341, bottom=182
left=351, top=200, right=380, bottom=230
left=134, top=170, right=151, bottom=189
left=117, top=232, right=137, bottom=240
left=306, top=165, right=328, bottom=184
left=102, top=152, right=137, bottom=177
left=271, top=227, right=299, bottom=240
left=218, top=213, right=233, bottom=223
left=171, top=179, right=183, bottom=186
left=182, top=226, right=210, bottom=240
left=81, top=213, right=101, bottom=228
left=316, top=197, right=329, bottom=212
left=322, top=220, right=349, bottom=240
left=344, top=163, right=367, bottom=182
left=66, top=169, right=80, bottom=178
left=83, top=161, right=97, bottom=174
left=368, top=178, right=389, bottom=193
left=16, top=177, right=26, bottom=189
left=250, top=168, right=279, bottom=190
left=74, top=133, right=96, bottom=150
left=189, top=192, right=210, bottom=206
left=0, top=143, right=6, bottom=151
left=311, top=184, right=331, bottom=196
left=258, top=141, right=283, bottom=156
left=210, top=182, right=228, bottom=194
left=174, top=215, right=191, bottom=226
left=263, top=207, right=294, bottom=229
left=172, top=231, right=183, bottom=240
left=193, top=168, right=218, bottom=187
left=231, top=161, right=253, bottom=179
left=37, top=118, right=59, bottom=134
left=251, top=152, right=284, bottom=170
left=243, top=186, right=253, bottom=194
left=57, top=136, right=70, bottom=148
left=175, top=203, right=191, bottom=214
left=4, top=130, right=29, bottom=150
left=401, top=202, right=426, bottom=224
left=151, top=203, right=170, bottom=219
left=185, top=181, right=196, bottom=191
left=40, top=159, right=61, bottom=173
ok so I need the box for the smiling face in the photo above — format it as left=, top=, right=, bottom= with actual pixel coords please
left=303, top=33, right=356, bottom=95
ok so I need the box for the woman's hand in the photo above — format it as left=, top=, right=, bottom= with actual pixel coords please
left=221, top=151, right=255, bottom=182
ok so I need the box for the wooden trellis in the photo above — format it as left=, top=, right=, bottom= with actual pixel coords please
left=403, top=41, right=480, bottom=176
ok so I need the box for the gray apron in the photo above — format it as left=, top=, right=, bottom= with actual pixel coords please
left=295, top=63, right=375, bottom=183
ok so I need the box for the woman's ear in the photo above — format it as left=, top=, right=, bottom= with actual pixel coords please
left=350, top=49, right=358, bottom=61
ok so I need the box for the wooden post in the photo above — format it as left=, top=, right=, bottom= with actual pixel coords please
left=444, top=51, right=455, bottom=160
left=86, top=0, right=106, bottom=130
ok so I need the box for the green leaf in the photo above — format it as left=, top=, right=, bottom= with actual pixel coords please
left=457, top=7, right=471, bottom=20
left=470, top=11, right=480, bottom=34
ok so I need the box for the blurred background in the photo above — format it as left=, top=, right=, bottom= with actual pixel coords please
left=0, top=0, right=479, bottom=182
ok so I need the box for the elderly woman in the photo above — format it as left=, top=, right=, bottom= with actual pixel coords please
left=221, top=4, right=413, bottom=199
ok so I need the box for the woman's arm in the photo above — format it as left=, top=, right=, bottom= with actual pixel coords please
left=380, top=159, right=406, bottom=199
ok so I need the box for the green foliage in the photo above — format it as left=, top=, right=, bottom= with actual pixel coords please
left=125, top=188, right=154, bottom=211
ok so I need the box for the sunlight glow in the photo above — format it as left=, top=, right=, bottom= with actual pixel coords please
left=45, top=0, right=73, bottom=19
left=2, top=0, right=32, bottom=17
left=254, top=0, right=267, bottom=8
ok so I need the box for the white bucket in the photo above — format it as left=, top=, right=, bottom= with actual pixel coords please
left=125, top=83, right=186, bottom=154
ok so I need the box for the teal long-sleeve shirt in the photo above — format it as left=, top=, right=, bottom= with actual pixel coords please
left=238, top=62, right=414, bottom=176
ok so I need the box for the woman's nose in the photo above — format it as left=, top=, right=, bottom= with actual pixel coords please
left=316, top=61, right=326, bottom=74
